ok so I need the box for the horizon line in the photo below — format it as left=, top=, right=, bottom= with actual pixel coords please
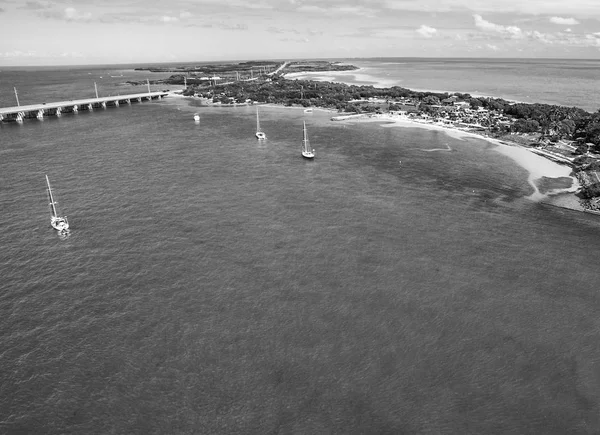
left=1, top=55, right=599, bottom=69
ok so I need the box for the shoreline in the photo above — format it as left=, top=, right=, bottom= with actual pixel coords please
left=178, top=95, right=588, bottom=214
left=283, top=68, right=521, bottom=103
left=336, top=112, right=584, bottom=212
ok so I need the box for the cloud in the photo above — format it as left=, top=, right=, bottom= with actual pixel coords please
left=486, top=44, right=500, bottom=50
left=549, top=16, right=579, bottom=25
left=473, top=14, right=522, bottom=38
left=296, top=3, right=375, bottom=16
left=0, top=50, right=39, bottom=58
left=0, top=50, right=84, bottom=59
left=527, top=30, right=553, bottom=44
left=64, top=7, right=91, bottom=21
left=524, top=30, right=600, bottom=47
left=216, top=22, right=248, bottom=30
left=161, top=15, right=178, bottom=22
left=21, top=1, right=53, bottom=10
left=381, top=0, right=600, bottom=16
left=59, top=51, right=84, bottom=58
left=416, top=25, right=437, bottom=38
left=280, top=37, right=309, bottom=43
left=39, top=6, right=92, bottom=21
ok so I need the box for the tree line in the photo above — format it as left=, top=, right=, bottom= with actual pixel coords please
left=184, top=76, right=600, bottom=151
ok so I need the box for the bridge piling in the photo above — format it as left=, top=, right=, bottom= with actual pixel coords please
left=0, top=91, right=170, bottom=124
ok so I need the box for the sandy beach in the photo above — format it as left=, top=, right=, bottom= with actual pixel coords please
left=176, top=92, right=583, bottom=212
left=340, top=113, right=583, bottom=211
left=283, top=69, right=507, bottom=101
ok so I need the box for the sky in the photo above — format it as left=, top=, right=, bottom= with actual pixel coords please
left=0, top=0, right=599, bottom=66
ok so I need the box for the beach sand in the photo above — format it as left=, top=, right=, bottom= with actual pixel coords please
left=283, top=69, right=505, bottom=101
left=342, top=113, right=583, bottom=211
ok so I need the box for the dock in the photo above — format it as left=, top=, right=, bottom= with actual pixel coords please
left=0, top=91, right=169, bottom=122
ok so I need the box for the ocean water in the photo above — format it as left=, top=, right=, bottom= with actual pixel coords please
left=295, top=58, right=600, bottom=112
left=1, top=61, right=600, bottom=434
left=0, top=64, right=179, bottom=108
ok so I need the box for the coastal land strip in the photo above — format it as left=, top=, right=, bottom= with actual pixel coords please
left=67, top=59, right=600, bottom=214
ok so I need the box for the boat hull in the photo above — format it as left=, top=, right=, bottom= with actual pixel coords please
left=256, top=132, right=266, bottom=140
left=302, top=151, right=315, bottom=159
left=51, top=217, right=69, bottom=231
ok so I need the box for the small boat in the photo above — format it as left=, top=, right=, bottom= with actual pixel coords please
left=304, top=108, right=313, bottom=113
left=301, top=121, right=315, bottom=159
left=45, top=175, right=69, bottom=232
left=255, top=108, right=266, bottom=140
left=193, top=113, right=200, bottom=122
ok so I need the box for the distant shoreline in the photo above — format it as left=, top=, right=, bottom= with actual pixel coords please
left=178, top=62, right=600, bottom=213
left=328, top=112, right=584, bottom=211
left=284, top=68, right=529, bottom=105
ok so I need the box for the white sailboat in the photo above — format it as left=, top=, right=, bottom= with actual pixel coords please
left=45, top=175, right=69, bottom=232
left=255, top=108, right=266, bottom=140
left=193, top=113, right=200, bottom=122
left=301, top=121, right=315, bottom=159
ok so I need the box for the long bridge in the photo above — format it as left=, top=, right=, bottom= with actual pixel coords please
left=0, top=91, right=170, bottom=122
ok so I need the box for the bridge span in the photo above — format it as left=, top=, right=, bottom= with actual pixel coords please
left=0, top=91, right=170, bottom=122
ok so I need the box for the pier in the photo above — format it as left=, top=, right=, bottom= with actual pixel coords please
left=0, top=91, right=169, bottom=123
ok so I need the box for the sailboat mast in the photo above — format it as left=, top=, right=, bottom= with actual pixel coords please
left=46, top=175, right=58, bottom=218
left=302, top=121, right=309, bottom=152
left=256, top=109, right=260, bottom=132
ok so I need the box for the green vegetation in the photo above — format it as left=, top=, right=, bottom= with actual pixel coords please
left=186, top=75, right=600, bottom=151
left=131, top=60, right=357, bottom=86
left=165, top=62, right=600, bottom=204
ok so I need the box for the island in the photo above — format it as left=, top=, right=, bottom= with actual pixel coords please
left=127, top=60, right=357, bottom=86
left=134, top=60, right=600, bottom=212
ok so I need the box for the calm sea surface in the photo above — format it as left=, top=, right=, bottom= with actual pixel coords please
left=1, top=60, right=600, bottom=434
left=296, top=58, right=600, bottom=112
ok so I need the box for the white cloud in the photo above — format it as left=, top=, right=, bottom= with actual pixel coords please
left=473, top=14, right=522, bottom=37
left=0, top=50, right=38, bottom=58
left=161, top=15, right=178, bottom=22
left=296, top=4, right=375, bottom=16
left=60, top=52, right=83, bottom=58
left=64, top=7, right=91, bottom=21
left=296, top=5, right=328, bottom=13
left=528, top=30, right=552, bottom=44
left=416, top=25, right=437, bottom=38
left=524, top=30, right=600, bottom=47
left=486, top=44, right=499, bottom=50
left=549, top=16, right=579, bottom=25
left=0, top=50, right=84, bottom=59
left=21, top=1, right=53, bottom=10
left=180, top=11, right=192, bottom=19
left=382, top=0, right=600, bottom=17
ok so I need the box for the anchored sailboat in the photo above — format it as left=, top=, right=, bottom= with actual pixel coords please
left=301, top=121, right=315, bottom=159
left=45, top=175, right=69, bottom=232
left=255, top=108, right=266, bottom=140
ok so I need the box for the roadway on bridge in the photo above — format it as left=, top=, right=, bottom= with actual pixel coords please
left=0, top=91, right=169, bottom=115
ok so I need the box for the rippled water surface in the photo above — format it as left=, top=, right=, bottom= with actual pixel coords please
left=296, top=58, right=600, bottom=112
left=1, top=63, right=600, bottom=434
